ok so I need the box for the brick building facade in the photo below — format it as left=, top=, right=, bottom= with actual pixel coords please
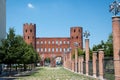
left=23, top=23, right=83, bottom=63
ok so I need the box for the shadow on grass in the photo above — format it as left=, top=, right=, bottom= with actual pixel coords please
left=13, top=68, right=40, bottom=77
left=0, top=67, right=40, bottom=79
left=0, top=77, right=17, bottom=80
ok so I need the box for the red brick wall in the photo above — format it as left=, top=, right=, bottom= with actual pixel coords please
left=36, top=37, right=70, bottom=58
left=23, top=23, right=83, bottom=60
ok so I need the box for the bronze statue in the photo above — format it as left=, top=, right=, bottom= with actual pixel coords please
left=109, top=0, right=120, bottom=16
left=83, top=30, right=90, bottom=38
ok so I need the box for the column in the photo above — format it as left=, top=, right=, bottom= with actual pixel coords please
left=85, top=39, right=89, bottom=75
left=112, top=16, right=120, bottom=80
left=78, top=57, right=81, bottom=73
left=98, top=49, right=104, bottom=80
left=75, top=48, right=78, bottom=72
left=80, top=56, right=84, bottom=74
left=65, top=55, right=67, bottom=68
left=72, top=59, right=75, bottom=72
left=69, top=52, right=72, bottom=70
left=92, top=51, right=97, bottom=78
left=63, top=55, right=65, bottom=67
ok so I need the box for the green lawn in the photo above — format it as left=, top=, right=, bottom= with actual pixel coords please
left=16, top=67, right=98, bottom=80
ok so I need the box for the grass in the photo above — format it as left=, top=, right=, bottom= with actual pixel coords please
left=104, top=73, right=114, bottom=80
left=15, top=67, right=98, bottom=80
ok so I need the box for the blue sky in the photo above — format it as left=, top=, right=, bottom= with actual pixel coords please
left=6, top=0, right=115, bottom=48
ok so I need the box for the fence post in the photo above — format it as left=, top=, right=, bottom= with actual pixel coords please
left=72, top=59, right=75, bottom=72
left=75, top=48, right=78, bottom=72
left=112, top=16, right=120, bottom=80
left=85, top=39, right=89, bottom=75
left=93, top=51, right=97, bottom=78
left=80, top=56, right=84, bottom=74
left=78, top=57, right=81, bottom=73
left=98, top=49, right=104, bottom=80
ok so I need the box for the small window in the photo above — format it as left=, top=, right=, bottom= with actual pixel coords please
left=25, top=29, right=27, bottom=32
left=67, top=48, right=69, bottom=52
left=28, top=36, right=29, bottom=39
left=67, top=41, right=69, bottom=44
left=64, top=48, right=66, bottom=52
left=60, top=41, right=62, bottom=44
left=74, top=29, right=76, bottom=32
left=64, top=41, right=66, bottom=44
left=30, top=29, right=32, bottom=32
left=60, top=48, right=62, bottom=52
left=48, top=41, right=50, bottom=44
left=76, top=36, right=78, bottom=39
left=52, top=48, right=54, bottom=52
left=56, top=48, right=58, bottom=52
left=56, top=41, right=58, bottom=44
left=44, top=41, right=47, bottom=44
left=37, top=41, right=39, bottom=44
left=52, top=41, right=54, bottom=44
left=45, top=48, right=47, bottom=52
left=48, top=48, right=51, bottom=52
left=41, top=48, right=43, bottom=52
left=37, top=48, right=39, bottom=52
left=41, top=41, right=43, bottom=44
left=79, top=29, right=81, bottom=32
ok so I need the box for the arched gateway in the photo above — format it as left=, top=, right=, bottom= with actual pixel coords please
left=23, top=23, right=83, bottom=66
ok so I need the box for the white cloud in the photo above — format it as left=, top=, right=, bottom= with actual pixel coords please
left=28, top=3, right=34, bottom=9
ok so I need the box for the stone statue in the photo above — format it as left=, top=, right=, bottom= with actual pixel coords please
left=109, top=0, right=120, bottom=16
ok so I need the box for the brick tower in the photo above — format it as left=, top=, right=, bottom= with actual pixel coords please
left=23, top=23, right=36, bottom=49
left=70, top=27, right=83, bottom=50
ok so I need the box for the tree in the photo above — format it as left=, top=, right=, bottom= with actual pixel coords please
left=0, top=46, right=5, bottom=63
left=0, top=28, right=17, bottom=73
left=72, top=48, right=84, bottom=59
left=78, top=48, right=84, bottom=56
left=44, top=57, right=50, bottom=63
left=105, top=33, right=113, bottom=56
left=92, top=33, right=113, bottom=57
left=0, top=27, right=39, bottom=72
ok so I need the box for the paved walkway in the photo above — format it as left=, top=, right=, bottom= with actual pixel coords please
left=0, top=67, right=98, bottom=80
